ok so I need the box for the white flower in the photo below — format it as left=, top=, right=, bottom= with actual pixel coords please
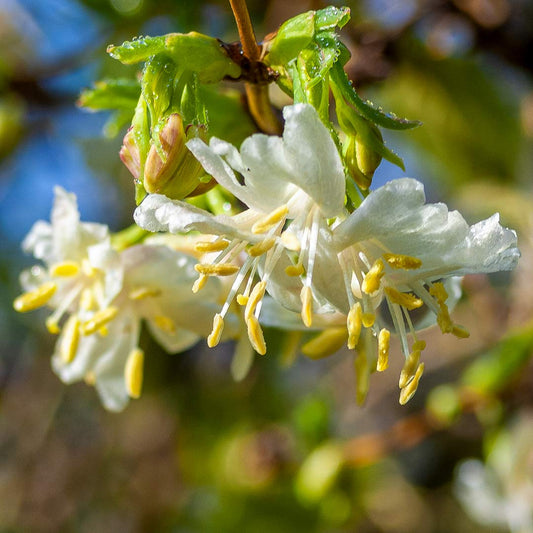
left=328, top=178, right=519, bottom=403
left=135, top=103, right=347, bottom=354
left=15, top=188, right=233, bottom=411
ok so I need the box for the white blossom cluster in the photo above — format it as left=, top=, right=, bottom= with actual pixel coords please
left=15, top=104, right=519, bottom=410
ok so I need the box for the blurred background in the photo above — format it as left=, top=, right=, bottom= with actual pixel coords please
left=1, top=0, right=533, bottom=531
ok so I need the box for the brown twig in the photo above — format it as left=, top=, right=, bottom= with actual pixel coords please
left=228, top=0, right=282, bottom=134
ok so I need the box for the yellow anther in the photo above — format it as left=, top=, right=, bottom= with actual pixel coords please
left=429, top=282, right=448, bottom=303
left=60, top=315, right=80, bottom=364
left=207, top=313, right=224, bottom=347
left=300, top=286, right=313, bottom=328
left=437, top=307, right=454, bottom=333
left=280, top=232, right=301, bottom=251
left=452, top=325, right=470, bottom=338
left=412, top=340, right=426, bottom=351
left=301, top=327, right=348, bottom=359
left=384, top=287, right=423, bottom=310
left=194, top=263, right=239, bottom=276
left=194, top=240, right=229, bottom=253
left=46, top=317, right=60, bottom=334
left=247, top=238, right=276, bottom=257
left=81, top=307, right=118, bottom=335
left=80, top=288, right=96, bottom=311
left=362, top=259, right=385, bottom=295
left=236, top=294, right=249, bottom=306
left=50, top=261, right=80, bottom=277
left=192, top=274, right=208, bottom=293
left=98, top=326, right=109, bottom=337
left=125, top=348, right=144, bottom=399
left=362, top=312, right=375, bottom=328
left=245, top=281, right=267, bottom=320
left=383, top=253, right=422, bottom=270
left=347, top=302, right=362, bottom=350
left=251, top=205, right=289, bottom=234
left=285, top=262, right=305, bottom=277
left=246, top=315, right=267, bottom=355
left=154, top=315, right=176, bottom=334
left=129, top=287, right=161, bottom=300
left=13, top=282, right=57, bottom=313
left=84, top=371, right=96, bottom=386
left=354, top=349, right=369, bottom=406
left=377, top=329, right=390, bottom=371
left=399, top=350, right=421, bottom=389
left=399, top=363, right=425, bottom=405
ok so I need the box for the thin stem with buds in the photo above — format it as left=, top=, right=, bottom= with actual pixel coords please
left=228, top=0, right=282, bottom=134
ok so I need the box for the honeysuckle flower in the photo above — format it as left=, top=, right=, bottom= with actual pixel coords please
left=14, top=188, right=235, bottom=411
left=326, top=178, right=519, bottom=403
left=135, top=103, right=347, bottom=355
left=52, top=242, right=232, bottom=411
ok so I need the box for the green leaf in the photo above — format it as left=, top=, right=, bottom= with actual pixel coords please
left=461, top=326, right=533, bottom=394
left=267, top=11, right=315, bottom=66
left=314, top=6, right=350, bottom=31
left=165, top=32, right=241, bottom=83
left=107, top=35, right=167, bottom=64
left=77, top=79, right=141, bottom=111
left=331, top=62, right=421, bottom=130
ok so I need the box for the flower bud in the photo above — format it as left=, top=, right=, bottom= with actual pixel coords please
left=121, top=113, right=213, bottom=200
left=119, top=127, right=142, bottom=181
left=342, top=123, right=383, bottom=191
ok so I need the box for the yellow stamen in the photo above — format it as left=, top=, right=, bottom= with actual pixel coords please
left=13, top=282, right=57, bottom=313
left=80, top=288, right=96, bottom=311
left=245, top=281, right=267, bottom=320
left=192, top=274, right=208, bottom=293
left=50, top=261, right=80, bottom=277
left=399, top=350, right=421, bottom=389
left=194, top=240, right=229, bottom=253
left=247, top=238, right=276, bottom=257
left=384, top=287, right=423, bottom=310
left=194, top=263, right=239, bottom=276
left=60, top=315, right=80, bottom=364
left=383, top=253, right=422, bottom=270
left=285, top=262, right=305, bottom=277
left=362, top=312, right=375, bottom=328
left=251, top=205, right=289, bottom=234
left=98, top=326, right=109, bottom=337
left=246, top=315, right=267, bottom=355
left=280, top=232, right=301, bottom=251
left=81, top=307, right=118, bottom=335
left=412, top=340, right=426, bottom=351
left=154, top=315, right=176, bottom=334
left=46, top=317, right=60, bottom=334
left=84, top=371, right=96, bottom=386
left=236, top=294, right=249, bottom=306
left=301, top=327, right=348, bottom=359
left=300, top=286, right=313, bottom=327
left=207, top=313, right=224, bottom=347
left=377, top=329, right=390, bottom=371
left=452, top=325, right=470, bottom=338
left=129, top=287, right=161, bottom=300
left=347, top=302, right=362, bottom=350
left=362, top=259, right=385, bottom=295
left=429, top=282, right=448, bottom=303
left=399, top=363, right=425, bottom=405
left=125, top=348, right=144, bottom=399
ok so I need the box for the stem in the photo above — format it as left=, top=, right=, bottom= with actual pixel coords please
left=229, top=0, right=282, bottom=134
left=229, top=0, right=260, bottom=61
